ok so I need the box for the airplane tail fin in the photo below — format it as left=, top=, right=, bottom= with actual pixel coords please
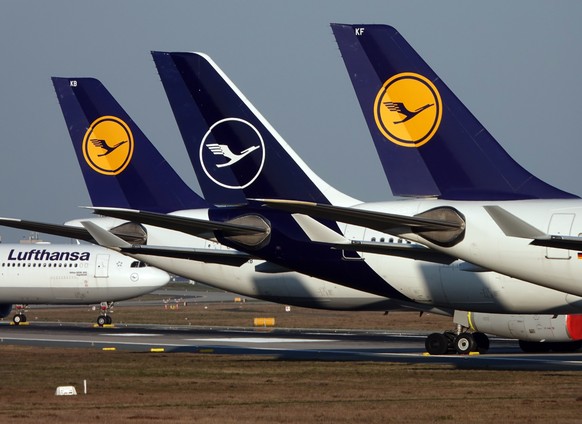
left=52, top=77, right=208, bottom=213
left=151, top=51, right=357, bottom=207
left=331, top=24, right=576, bottom=200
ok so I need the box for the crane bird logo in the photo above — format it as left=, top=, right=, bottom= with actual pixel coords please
left=90, top=139, right=128, bottom=157
left=200, top=118, right=265, bottom=190
left=206, top=143, right=260, bottom=168
left=82, top=116, right=134, bottom=175
left=373, top=72, right=442, bottom=148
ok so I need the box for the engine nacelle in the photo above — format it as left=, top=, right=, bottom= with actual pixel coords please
left=462, top=311, right=582, bottom=343
left=0, top=303, right=12, bottom=318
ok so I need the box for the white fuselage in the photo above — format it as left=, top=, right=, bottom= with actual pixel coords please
left=0, top=244, right=169, bottom=304
left=346, top=198, right=582, bottom=299
left=69, top=204, right=582, bottom=315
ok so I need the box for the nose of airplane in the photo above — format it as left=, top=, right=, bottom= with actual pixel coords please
left=133, top=266, right=171, bottom=292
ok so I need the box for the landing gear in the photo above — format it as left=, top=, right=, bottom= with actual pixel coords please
left=454, top=332, right=476, bottom=354
left=12, top=313, right=27, bottom=325
left=425, top=329, right=489, bottom=355
left=97, top=302, right=114, bottom=327
left=472, top=332, right=490, bottom=352
left=96, top=315, right=112, bottom=326
left=425, top=332, right=451, bottom=355
left=12, top=305, right=28, bottom=325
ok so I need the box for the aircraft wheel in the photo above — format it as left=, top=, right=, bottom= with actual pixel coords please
left=472, top=332, right=489, bottom=353
left=454, top=332, right=476, bottom=354
left=105, top=315, right=113, bottom=325
left=12, top=314, right=23, bottom=325
left=425, top=332, right=449, bottom=355
left=97, top=316, right=107, bottom=327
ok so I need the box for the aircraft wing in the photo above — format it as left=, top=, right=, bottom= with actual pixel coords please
left=258, top=199, right=461, bottom=233
left=80, top=221, right=253, bottom=267
left=0, top=217, right=94, bottom=242
left=484, top=205, right=582, bottom=251
left=118, top=245, right=253, bottom=267
left=90, top=207, right=267, bottom=238
left=255, top=199, right=466, bottom=248
left=291, top=210, right=457, bottom=264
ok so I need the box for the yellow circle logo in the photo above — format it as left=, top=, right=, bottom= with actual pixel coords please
left=373, top=72, right=442, bottom=147
left=82, top=116, right=134, bottom=175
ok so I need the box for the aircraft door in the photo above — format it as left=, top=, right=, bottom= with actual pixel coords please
left=342, top=227, right=365, bottom=261
left=95, top=254, right=110, bottom=278
left=546, top=213, right=575, bottom=259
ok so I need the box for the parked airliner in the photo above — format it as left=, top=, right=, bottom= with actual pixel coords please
left=84, top=49, right=582, bottom=353
left=257, top=23, right=582, bottom=302
left=48, top=77, right=442, bottom=315
left=4, top=53, right=582, bottom=352
left=0, top=243, right=169, bottom=325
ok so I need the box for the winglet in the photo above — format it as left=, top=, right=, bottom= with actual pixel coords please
left=81, top=221, right=131, bottom=249
left=292, top=214, right=348, bottom=244
left=483, top=205, right=546, bottom=238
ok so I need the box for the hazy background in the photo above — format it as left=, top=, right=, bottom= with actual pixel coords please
left=0, top=1, right=580, bottom=242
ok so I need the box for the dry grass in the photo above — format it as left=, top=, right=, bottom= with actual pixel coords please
left=15, top=301, right=452, bottom=331
left=11, top=282, right=452, bottom=330
left=1, top=346, right=581, bottom=423
left=1, top=288, right=581, bottom=423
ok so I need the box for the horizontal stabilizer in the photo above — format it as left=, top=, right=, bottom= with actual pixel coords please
left=82, top=221, right=253, bottom=266
left=89, top=207, right=267, bottom=238
left=530, top=235, right=582, bottom=251
left=0, top=217, right=94, bottom=242
left=258, top=199, right=461, bottom=232
left=330, top=241, right=457, bottom=265
left=257, top=199, right=465, bottom=246
left=120, top=245, right=253, bottom=267
left=290, top=211, right=457, bottom=263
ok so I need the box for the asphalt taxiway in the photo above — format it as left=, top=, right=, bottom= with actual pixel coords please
left=1, top=322, right=582, bottom=371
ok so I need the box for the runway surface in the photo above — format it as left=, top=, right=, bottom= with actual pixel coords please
left=2, top=321, right=582, bottom=371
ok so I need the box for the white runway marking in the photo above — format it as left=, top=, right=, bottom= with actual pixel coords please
left=101, top=333, right=162, bottom=337
left=186, top=337, right=334, bottom=343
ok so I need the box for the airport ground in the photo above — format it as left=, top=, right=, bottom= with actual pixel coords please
left=1, top=283, right=581, bottom=423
